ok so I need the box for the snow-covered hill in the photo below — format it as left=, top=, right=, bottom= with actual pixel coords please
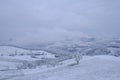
left=0, top=45, right=56, bottom=71
left=0, top=45, right=55, bottom=58
left=4, top=55, right=120, bottom=80
left=0, top=39, right=120, bottom=80
left=0, top=45, right=29, bottom=56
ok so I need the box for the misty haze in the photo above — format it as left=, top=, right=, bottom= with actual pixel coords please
left=0, top=0, right=120, bottom=80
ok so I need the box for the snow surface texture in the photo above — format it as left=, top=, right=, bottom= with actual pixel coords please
left=1, top=55, right=120, bottom=80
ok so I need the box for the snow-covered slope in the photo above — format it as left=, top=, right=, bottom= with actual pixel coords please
left=0, top=45, right=56, bottom=71
left=0, top=45, right=29, bottom=56
left=4, top=55, right=120, bottom=80
left=0, top=45, right=55, bottom=58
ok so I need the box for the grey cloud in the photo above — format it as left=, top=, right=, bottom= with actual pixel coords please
left=0, top=0, right=120, bottom=44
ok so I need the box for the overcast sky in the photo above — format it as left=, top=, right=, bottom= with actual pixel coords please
left=0, top=0, right=120, bottom=45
